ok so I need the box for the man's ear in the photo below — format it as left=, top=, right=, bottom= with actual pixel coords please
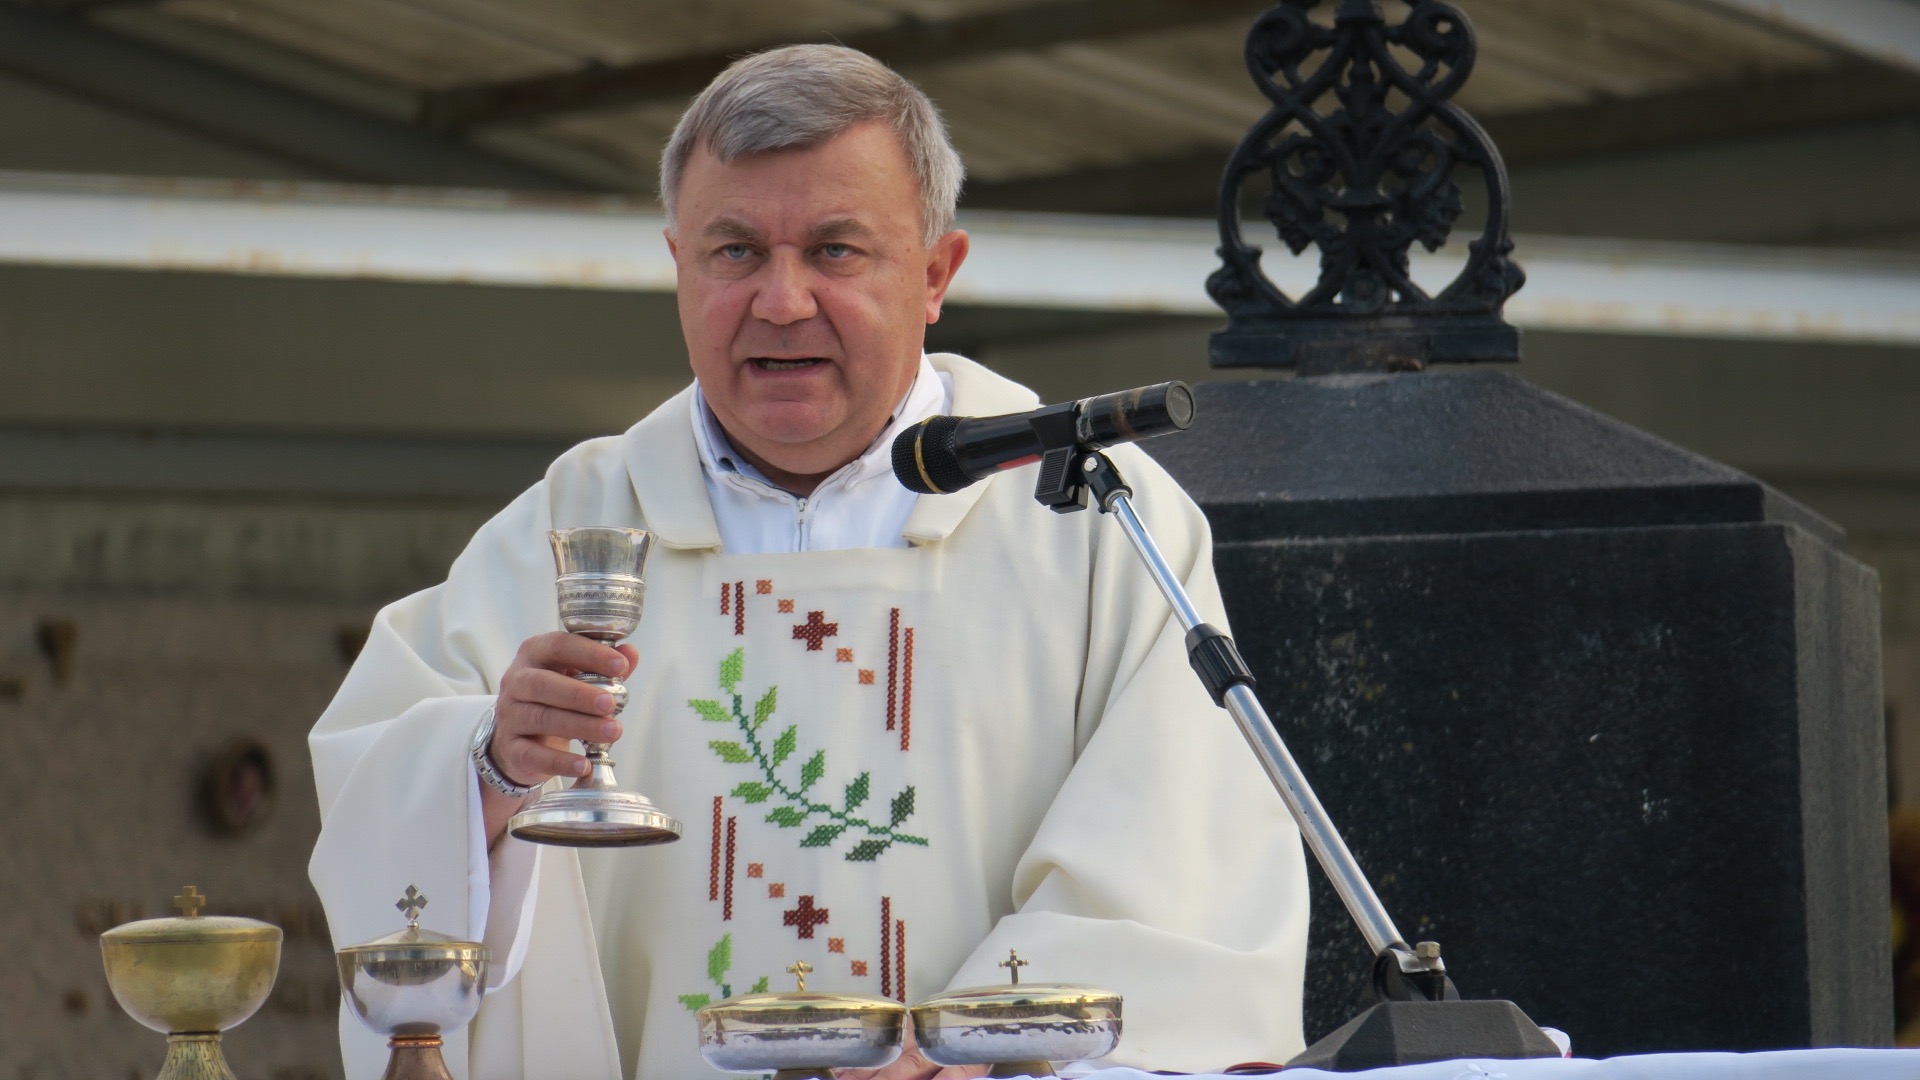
left=664, top=226, right=679, bottom=261
left=923, top=229, right=970, bottom=324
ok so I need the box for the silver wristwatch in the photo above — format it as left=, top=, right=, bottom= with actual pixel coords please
left=471, top=706, right=540, bottom=798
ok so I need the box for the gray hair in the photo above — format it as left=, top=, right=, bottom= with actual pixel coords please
left=659, top=45, right=964, bottom=245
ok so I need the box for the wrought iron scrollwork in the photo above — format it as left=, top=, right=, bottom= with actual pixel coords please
left=1208, top=0, right=1525, bottom=373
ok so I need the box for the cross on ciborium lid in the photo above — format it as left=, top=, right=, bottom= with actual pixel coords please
left=396, top=885, right=428, bottom=930
left=788, top=960, right=814, bottom=992
left=999, top=950, right=1030, bottom=986
left=174, top=885, right=206, bottom=919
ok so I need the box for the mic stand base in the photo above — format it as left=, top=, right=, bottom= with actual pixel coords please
left=1288, top=1000, right=1563, bottom=1072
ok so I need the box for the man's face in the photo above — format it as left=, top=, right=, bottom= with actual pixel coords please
left=667, top=121, right=969, bottom=489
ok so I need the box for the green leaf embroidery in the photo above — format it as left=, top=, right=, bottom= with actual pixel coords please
left=707, top=935, right=732, bottom=985
left=693, top=648, right=928, bottom=862
left=678, top=993, right=711, bottom=1010
left=800, top=823, right=846, bottom=848
left=749, top=976, right=770, bottom=994
left=770, top=725, right=798, bottom=767
left=844, top=772, right=871, bottom=811
left=709, top=740, right=753, bottom=764
left=890, top=787, right=917, bottom=827
left=799, top=750, right=826, bottom=792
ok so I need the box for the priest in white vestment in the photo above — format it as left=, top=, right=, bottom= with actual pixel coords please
left=309, top=44, right=1309, bottom=1080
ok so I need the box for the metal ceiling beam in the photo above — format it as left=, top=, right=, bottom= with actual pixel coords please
left=0, top=172, right=1913, bottom=347
left=0, top=2, right=587, bottom=189
left=417, top=0, right=1272, bottom=129
left=963, top=65, right=1920, bottom=217
left=1684, top=0, right=1920, bottom=75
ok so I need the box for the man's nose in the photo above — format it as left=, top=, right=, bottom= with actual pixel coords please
left=750, top=251, right=819, bottom=325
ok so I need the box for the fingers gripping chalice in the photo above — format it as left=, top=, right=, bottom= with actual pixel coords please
left=508, top=526, right=683, bottom=846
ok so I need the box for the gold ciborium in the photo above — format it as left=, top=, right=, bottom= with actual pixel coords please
left=509, top=526, right=683, bottom=846
left=697, top=961, right=907, bottom=1079
left=337, top=885, right=489, bottom=1080
left=100, top=886, right=283, bottom=1080
left=910, top=950, right=1122, bottom=1078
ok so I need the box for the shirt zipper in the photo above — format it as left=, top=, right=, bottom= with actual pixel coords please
left=794, top=494, right=812, bottom=552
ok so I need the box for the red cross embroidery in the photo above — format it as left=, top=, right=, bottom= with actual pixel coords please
left=783, top=895, right=830, bottom=939
left=792, top=611, right=839, bottom=651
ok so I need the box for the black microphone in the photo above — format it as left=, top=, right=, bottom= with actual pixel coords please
left=893, top=381, right=1195, bottom=495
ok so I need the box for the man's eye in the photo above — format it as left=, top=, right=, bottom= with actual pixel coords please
left=720, top=243, right=753, bottom=260
left=820, top=243, right=853, bottom=259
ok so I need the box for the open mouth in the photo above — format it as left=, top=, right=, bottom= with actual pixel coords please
left=752, top=358, right=828, bottom=372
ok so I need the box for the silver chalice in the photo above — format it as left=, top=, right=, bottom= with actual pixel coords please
left=508, top=526, right=683, bottom=847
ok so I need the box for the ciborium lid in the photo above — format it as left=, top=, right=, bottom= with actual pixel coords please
left=337, top=885, right=486, bottom=959
left=697, top=961, right=906, bottom=1076
left=100, top=885, right=281, bottom=947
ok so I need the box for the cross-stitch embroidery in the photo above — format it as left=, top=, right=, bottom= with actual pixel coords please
left=689, top=647, right=927, bottom=861
left=676, top=934, right=770, bottom=1012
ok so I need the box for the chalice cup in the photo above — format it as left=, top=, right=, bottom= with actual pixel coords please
left=509, top=526, right=683, bottom=846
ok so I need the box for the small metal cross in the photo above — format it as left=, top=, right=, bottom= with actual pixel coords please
left=395, top=885, right=429, bottom=928
left=173, top=886, right=205, bottom=919
left=787, top=960, right=813, bottom=992
left=999, top=949, right=1029, bottom=986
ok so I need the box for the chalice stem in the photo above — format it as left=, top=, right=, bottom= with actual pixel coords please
left=155, top=1034, right=237, bottom=1080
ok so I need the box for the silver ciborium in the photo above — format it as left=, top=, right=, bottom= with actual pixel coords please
left=910, top=950, right=1122, bottom=1077
left=697, top=960, right=907, bottom=1079
left=337, top=885, right=488, bottom=1080
left=508, top=526, right=683, bottom=846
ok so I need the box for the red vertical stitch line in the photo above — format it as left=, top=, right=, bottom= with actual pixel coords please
left=886, top=608, right=900, bottom=731
left=893, top=919, right=907, bottom=1003
left=723, top=817, right=738, bottom=921
left=708, top=797, right=723, bottom=902
left=901, top=627, right=915, bottom=752
left=734, top=582, right=745, bottom=636
left=720, top=582, right=729, bottom=615
left=879, top=897, right=893, bottom=998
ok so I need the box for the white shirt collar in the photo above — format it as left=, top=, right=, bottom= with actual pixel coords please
left=689, top=355, right=950, bottom=497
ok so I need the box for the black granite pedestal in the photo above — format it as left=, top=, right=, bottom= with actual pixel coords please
left=1148, top=370, right=1889, bottom=1055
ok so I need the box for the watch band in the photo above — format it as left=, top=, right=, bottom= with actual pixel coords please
left=471, top=706, right=540, bottom=798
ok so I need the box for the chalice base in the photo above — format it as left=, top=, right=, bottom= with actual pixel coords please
left=509, top=784, right=682, bottom=847
left=382, top=1035, right=456, bottom=1080
left=154, top=1033, right=237, bottom=1080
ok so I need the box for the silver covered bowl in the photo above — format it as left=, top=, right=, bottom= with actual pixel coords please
left=337, top=923, right=488, bottom=1038
left=912, top=982, right=1121, bottom=1070
left=698, top=988, right=906, bottom=1074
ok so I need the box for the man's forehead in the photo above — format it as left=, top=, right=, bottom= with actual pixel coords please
left=701, top=215, right=876, bottom=241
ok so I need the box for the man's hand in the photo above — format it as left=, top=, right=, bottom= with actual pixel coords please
left=481, top=632, right=637, bottom=846
left=833, top=1027, right=988, bottom=1080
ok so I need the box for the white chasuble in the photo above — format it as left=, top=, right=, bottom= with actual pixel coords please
left=310, top=354, right=1309, bottom=1080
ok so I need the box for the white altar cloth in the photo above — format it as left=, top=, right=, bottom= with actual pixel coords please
left=1068, top=1048, right=1920, bottom=1079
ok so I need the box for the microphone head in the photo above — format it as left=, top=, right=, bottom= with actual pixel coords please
left=892, top=415, right=975, bottom=495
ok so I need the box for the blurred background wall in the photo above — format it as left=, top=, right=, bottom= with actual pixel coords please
left=1, top=1, right=1917, bottom=1075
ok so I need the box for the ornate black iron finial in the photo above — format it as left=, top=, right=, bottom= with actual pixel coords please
left=1208, top=1, right=1526, bottom=374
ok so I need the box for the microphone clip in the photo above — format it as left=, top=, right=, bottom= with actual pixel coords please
left=1023, top=402, right=1112, bottom=514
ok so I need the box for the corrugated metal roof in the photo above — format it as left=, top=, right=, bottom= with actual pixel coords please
left=27, top=0, right=1885, bottom=197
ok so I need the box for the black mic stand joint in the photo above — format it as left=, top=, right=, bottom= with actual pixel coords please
left=1042, top=447, right=1558, bottom=1071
